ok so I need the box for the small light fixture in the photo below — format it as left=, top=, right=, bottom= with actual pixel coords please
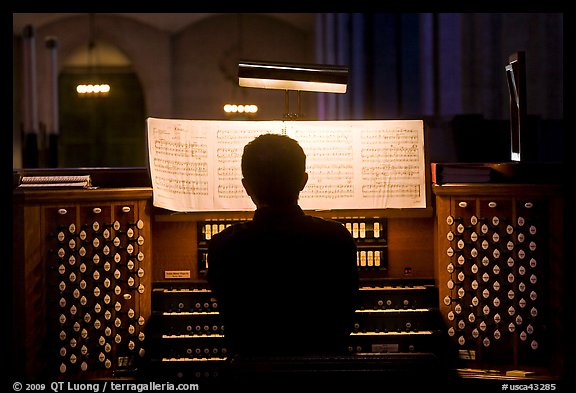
left=76, top=83, right=110, bottom=95
left=223, top=104, right=258, bottom=116
left=238, top=60, right=349, bottom=119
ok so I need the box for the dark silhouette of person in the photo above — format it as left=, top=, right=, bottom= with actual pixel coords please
left=207, top=133, right=359, bottom=360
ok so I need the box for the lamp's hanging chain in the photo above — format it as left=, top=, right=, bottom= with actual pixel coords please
left=236, top=13, right=243, bottom=102
left=237, top=13, right=243, bottom=58
left=88, top=13, right=96, bottom=74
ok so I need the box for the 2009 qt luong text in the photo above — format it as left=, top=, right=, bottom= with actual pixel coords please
left=50, top=381, right=199, bottom=393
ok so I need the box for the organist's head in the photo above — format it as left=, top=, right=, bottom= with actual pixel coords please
left=241, top=134, right=308, bottom=207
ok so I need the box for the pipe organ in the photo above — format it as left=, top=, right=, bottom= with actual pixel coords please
left=12, top=169, right=565, bottom=385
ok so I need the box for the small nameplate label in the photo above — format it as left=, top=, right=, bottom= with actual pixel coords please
left=164, top=270, right=191, bottom=279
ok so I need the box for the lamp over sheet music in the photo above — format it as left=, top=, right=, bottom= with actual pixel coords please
left=238, top=60, right=349, bottom=119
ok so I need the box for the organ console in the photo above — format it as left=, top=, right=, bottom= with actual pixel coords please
left=12, top=168, right=566, bottom=386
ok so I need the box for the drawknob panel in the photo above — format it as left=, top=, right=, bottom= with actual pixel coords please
left=434, top=184, right=563, bottom=374
left=44, top=202, right=150, bottom=378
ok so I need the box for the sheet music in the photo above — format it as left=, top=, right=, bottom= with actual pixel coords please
left=291, top=120, right=426, bottom=210
left=146, top=118, right=426, bottom=212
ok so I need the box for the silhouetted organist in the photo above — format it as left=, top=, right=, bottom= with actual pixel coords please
left=207, top=134, right=359, bottom=362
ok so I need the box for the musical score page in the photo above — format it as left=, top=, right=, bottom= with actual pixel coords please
left=146, top=118, right=426, bottom=212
